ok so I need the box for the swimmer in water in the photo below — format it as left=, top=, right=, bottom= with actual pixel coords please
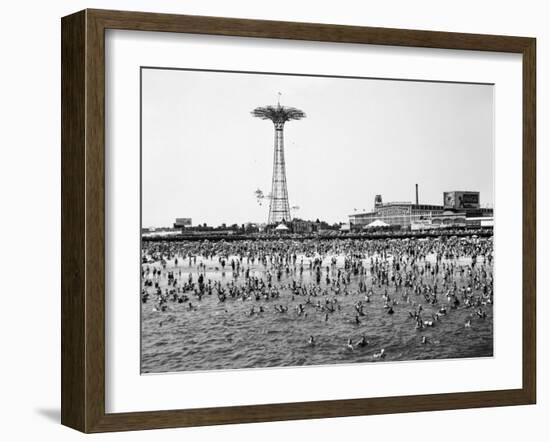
left=373, top=348, right=386, bottom=359
left=476, top=308, right=487, bottom=319
left=356, top=335, right=369, bottom=347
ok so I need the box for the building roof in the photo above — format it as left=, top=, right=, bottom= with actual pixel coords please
left=349, top=203, right=445, bottom=218
left=365, top=219, right=390, bottom=228
left=274, top=223, right=289, bottom=231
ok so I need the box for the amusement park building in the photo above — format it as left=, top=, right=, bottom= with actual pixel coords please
left=349, top=188, right=493, bottom=229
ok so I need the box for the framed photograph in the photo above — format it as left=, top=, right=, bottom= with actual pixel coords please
left=61, top=9, right=536, bottom=433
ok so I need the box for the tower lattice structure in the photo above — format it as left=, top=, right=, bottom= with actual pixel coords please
left=252, top=102, right=306, bottom=225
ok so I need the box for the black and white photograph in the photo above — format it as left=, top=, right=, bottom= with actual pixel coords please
left=140, top=67, right=495, bottom=374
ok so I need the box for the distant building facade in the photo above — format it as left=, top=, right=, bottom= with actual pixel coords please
left=349, top=190, right=493, bottom=229
left=443, top=191, right=493, bottom=218
left=443, top=191, right=480, bottom=210
left=291, top=219, right=316, bottom=234
left=173, top=218, right=192, bottom=228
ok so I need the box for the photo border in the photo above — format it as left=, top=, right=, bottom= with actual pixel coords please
left=138, top=64, right=496, bottom=374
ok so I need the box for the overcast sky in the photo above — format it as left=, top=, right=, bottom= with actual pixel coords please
left=141, top=68, right=493, bottom=227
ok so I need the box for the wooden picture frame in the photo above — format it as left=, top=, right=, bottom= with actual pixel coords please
left=61, top=8, right=536, bottom=433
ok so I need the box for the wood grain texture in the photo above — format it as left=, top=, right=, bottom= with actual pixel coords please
left=89, top=8, right=533, bottom=52
left=61, top=10, right=86, bottom=431
left=85, top=9, right=107, bottom=433
left=61, top=9, right=537, bottom=433
left=522, top=38, right=536, bottom=403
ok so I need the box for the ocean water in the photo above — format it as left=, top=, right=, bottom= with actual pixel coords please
left=141, top=247, right=493, bottom=374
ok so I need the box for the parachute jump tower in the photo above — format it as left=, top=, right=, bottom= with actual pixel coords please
left=251, top=98, right=306, bottom=224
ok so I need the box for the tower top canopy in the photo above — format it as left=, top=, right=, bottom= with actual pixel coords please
left=251, top=103, right=306, bottom=124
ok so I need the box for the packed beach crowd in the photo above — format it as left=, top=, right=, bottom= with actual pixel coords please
left=141, top=235, right=493, bottom=371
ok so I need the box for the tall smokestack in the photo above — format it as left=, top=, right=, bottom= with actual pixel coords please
left=415, top=184, right=419, bottom=205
